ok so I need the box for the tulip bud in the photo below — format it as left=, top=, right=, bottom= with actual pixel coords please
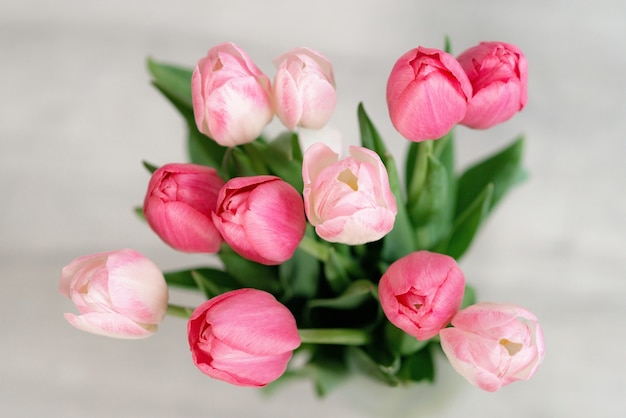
left=457, top=42, right=528, bottom=129
left=378, top=251, right=465, bottom=340
left=188, top=288, right=301, bottom=387
left=386, top=46, right=472, bottom=142
left=191, top=42, right=274, bottom=146
left=212, top=175, right=306, bottom=265
left=59, top=249, right=168, bottom=339
left=439, top=302, right=545, bottom=392
left=273, top=47, right=337, bottom=131
left=143, top=163, right=225, bottom=253
left=302, top=143, right=397, bottom=245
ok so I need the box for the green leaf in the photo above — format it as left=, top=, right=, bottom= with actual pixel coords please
left=346, top=346, right=401, bottom=387
left=142, top=160, right=159, bottom=173
left=147, top=58, right=194, bottom=110
left=307, top=347, right=349, bottom=397
left=456, top=136, right=526, bottom=217
left=218, top=245, right=281, bottom=294
left=134, top=206, right=145, bottom=221
left=187, top=126, right=228, bottom=176
left=461, top=284, right=477, bottom=309
left=307, top=279, right=376, bottom=311
left=279, top=244, right=320, bottom=301
left=323, top=247, right=352, bottom=293
left=357, top=102, right=388, bottom=157
left=397, top=344, right=435, bottom=383
left=384, top=321, right=429, bottom=356
left=439, top=183, right=494, bottom=259
left=261, top=132, right=304, bottom=192
left=163, top=267, right=238, bottom=294
left=411, top=155, right=449, bottom=248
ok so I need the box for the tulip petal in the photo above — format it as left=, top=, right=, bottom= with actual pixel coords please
left=64, top=312, right=156, bottom=339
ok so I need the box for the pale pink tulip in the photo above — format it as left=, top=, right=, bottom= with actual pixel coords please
left=273, top=47, right=337, bottom=131
left=386, top=46, right=472, bottom=142
left=191, top=42, right=273, bottom=146
left=439, top=302, right=545, bottom=392
left=143, top=163, right=224, bottom=253
left=458, top=42, right=528, bottom=129
left=378, top=251, right=465, bottom=340
left=188, top=288, right=301, bottom=387
left=212, top=175, right=306, bottom=265
left=59, top=249, right=168, bottom=339
left=302, top=143, right=397, bottom=245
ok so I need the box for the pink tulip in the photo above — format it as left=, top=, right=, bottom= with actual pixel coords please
left=191, top=42, right=274, bottom=146
left=386, top=46, right=472, bottom=142
left=439, top=302, right=545, bottom=392
left=143, top=163, right=225, bottom=253
left=378, top=251, right=465, bottom=340
left=59, top=249, right=168, bottom=339
left=212, top=175, right=306, bottom=265
left=302, top=143, right=397, bottom=245
left=188, top=288, right=301, bottom=387
left=273, top=47, right=337, bottom=131
left=457, top=41, right=528, bottom=129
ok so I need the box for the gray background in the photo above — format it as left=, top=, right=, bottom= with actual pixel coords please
left=2, top=0, right=625, bottom=417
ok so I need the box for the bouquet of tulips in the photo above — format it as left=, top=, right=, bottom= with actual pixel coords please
left=60, top=39, right=545, bottom=395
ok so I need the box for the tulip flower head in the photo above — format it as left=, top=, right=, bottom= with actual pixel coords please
left=191, top=42, right=274, bottom=146
left=457, top=41, right=528, bottom=129
left=378, top=251, right=465, bottom=340
left=188, top=288, right=301, bottom=387
left=273, top=47, right=337, bottom=131
left=386, top=46, right=472, bottom=142
left=302, top=143, right=397, bottom=245
left=212, top=175, right=306, bottom=265
left=59, top=249, right=169, bottom=339
left=143, top=163, right=225, bottom=254
left=439, top=302, right=545, bottom=392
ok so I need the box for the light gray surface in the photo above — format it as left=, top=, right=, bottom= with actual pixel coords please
left=1, top=1, right=625, bottom=417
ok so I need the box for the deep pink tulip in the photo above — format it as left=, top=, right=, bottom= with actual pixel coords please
left=378, top=251, right=465, bottom=340
left=188, top=288, right=301, bottom=387
left=439, top=302, right=545, bottom=392
left=457, top=42, right=528, bottom=129
left=386, top=46, right=472, bottom=142
left=59, top=249, right=168, bottom=339
left=302, top=143, right=397, bottom=245
left=273, top=47, right=337, bottom=131
left=191, top=42, right=274, bottom=146
left=144, top=163, right=225, bottom=253
left=212, top=175, right=306, bottom=265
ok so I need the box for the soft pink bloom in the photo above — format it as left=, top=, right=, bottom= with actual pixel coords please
left=212, top=175, right=306, bottom=265
left=188, top=288, right=301, bottom=387
left=457, top=41, right=528, bottom=129
left=59, top=249, right=168, bottom=339
left=439, top=302, right=545, bottom=392
left=378, top=251, right=465, bottom=340
left=302, top=143, right=397, bottom=245
left=386, top=46, right=472, bottom=142
left=273, top=47, right=337, bottom=131
left=191, top=42, right=274, bottom=146
left=143, top=163, right=225, bottom=253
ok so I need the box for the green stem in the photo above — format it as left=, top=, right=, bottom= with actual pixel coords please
left=166, top=304, right=195, bottom=319
left=298, top=328, right=371, bottom=346
left=408, top=140, right=434, bottom=208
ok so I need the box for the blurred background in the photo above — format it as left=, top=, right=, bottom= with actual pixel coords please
left=1, top=0, right=625, bottom=416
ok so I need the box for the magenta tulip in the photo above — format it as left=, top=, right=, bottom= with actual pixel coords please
left=212, top=175, right=306, bottom=265
left=386, top=46, right=472, bottom=142
left=59, top=249, right=168, bottom=339
left=302, top=143, right=397, bottom=245
left=143, top=163, right=224, bottom=253
left=378, top=251, right=465, bottom=340
left=191, top=42, right=274, bottom=146
left=188, top=288, right=301, bottom=387
left=273, top=47, right=337, bottom=131
left=457, top=41, right=528, bottom=129
left=439, top=302, right=545, bottom=392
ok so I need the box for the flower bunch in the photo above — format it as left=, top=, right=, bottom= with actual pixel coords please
left=60, top=40, right=543, bottom=394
